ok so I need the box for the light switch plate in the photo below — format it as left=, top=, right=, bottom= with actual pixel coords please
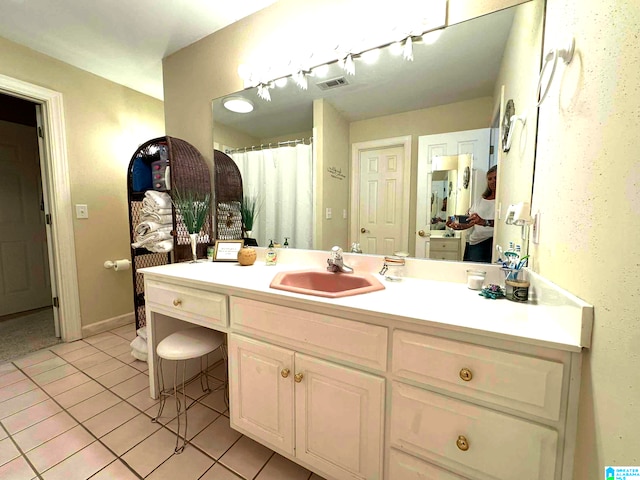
left=325, top=208, right=332, bottom=219
left=75, top=204, right=88, bottom=219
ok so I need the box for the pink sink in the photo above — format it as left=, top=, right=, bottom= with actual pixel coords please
left=270, top=269, right=385, bottom=298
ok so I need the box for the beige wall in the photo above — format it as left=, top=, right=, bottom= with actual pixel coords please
left=314, top=99, right=350, bottom=250
left=0, top=36, right=165, bottom=328
left=493, top=0, right=544, bottom=256
left=531, top=0, right=640, bottom=476
left=351, top=96, right=494, bottom=253
left=212, top=121, right=258, bottom=151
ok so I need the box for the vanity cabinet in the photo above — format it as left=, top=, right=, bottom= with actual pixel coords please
left=389, top=330, right=570, bottom=480
left=228, top=333, right=385, bottom=480
left=429, top=237, right=462, bottom=261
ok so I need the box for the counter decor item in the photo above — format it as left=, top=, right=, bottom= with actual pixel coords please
left=237, top=246, right=257, bottom=266
left=479, top=284, right=505, bottom=299
left=466, top=269, right=486, bottom=290
left=172, top=188, right=211, bottom=263
left=212, top=240, right=244, bottom=262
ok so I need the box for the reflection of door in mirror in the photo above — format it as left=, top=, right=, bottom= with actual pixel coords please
left=416, top=129, right=490, bottom=259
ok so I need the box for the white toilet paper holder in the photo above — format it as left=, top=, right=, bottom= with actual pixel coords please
left=104, top=259, right=131, bottom=270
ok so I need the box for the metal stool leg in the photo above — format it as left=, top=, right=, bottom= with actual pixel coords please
left=152, top=357, right=166, bottom=423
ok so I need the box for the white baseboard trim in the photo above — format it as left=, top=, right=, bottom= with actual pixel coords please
left=82, top=312, right=135, bottom=338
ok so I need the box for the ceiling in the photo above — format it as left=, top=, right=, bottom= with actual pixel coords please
left=0, top=0, right=277, bottom=100
left=212, top=7, right=516, bottom=140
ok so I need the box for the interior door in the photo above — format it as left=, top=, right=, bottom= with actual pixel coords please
left=0, top=119, right=52, bottom=316
left=416, top=129, right=491, bottom=258
left=358, top=145, right=405, bottom=255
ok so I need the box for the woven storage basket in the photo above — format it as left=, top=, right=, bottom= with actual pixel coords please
left=213, top=149, right=243, bottom=240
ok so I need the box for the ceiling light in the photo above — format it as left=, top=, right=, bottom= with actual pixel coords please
left=361, top=49, right=380, bottom=64
left=222, top=97, right=254, bottom=113
left=341, top=53, right=355, bottom=75
left=257, top=84, right=271, bottom=101
left=293, top=71, right=308, bottom=90
left=403, top=37, right=414, bottom=61
left=422, top=29, right=443, bottom=45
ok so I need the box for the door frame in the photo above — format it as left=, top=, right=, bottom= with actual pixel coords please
left=350, top=136, right=412, bottom=252
left=0, top=74, right=82, bottom=341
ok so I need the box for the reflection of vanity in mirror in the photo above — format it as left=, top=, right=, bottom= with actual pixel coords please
left=212, top=0, right=544, bottom=265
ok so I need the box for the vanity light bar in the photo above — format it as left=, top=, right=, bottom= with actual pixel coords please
left=240, top=26, right=445, bottom=99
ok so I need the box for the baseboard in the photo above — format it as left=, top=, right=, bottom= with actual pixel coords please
left=82, top=312, right=134, bottom=338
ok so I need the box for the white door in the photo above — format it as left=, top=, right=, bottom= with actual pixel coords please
left=295, top=353, right=385, bottom=480
left=228, top=334, right=295, bottom=455
left=0, top=120, right=52, bottom=316
left=358, top=145, right=405, bottom=255
left=416, top=129, right=491, bottom=258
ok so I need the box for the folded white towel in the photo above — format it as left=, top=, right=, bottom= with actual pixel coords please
left=141, top=206, right=172, bottom=216
left=131, top=230, right=172, bottom=248
left=144, top=190, right=172, bottom=209
left=135, top=221, right=172, bottom=236
left=140, top=212, right=173, bottom=224
left=147, top=239, right=174, bottom=253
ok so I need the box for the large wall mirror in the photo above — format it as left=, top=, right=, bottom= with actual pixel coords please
left=212, top=0, right=544, bottom=265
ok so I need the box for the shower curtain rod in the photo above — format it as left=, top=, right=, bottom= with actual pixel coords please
left=225, top=137, right=313, bottom=154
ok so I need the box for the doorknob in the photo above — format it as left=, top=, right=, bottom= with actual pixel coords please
left=418, top=230, right=431, bottom=237
left=360, top=228, right=367, bottom=233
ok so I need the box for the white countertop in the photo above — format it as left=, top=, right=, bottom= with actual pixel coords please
left=140, top=251, right=593, bottom=352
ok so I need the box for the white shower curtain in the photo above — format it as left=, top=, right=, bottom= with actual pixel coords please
left=230, top=144, right=313, bottom=249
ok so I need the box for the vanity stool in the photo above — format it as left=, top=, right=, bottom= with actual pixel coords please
left=152, top=326, right=226, bottom=453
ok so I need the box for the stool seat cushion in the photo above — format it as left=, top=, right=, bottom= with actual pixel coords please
left=157, top=327, right=225, bottom=361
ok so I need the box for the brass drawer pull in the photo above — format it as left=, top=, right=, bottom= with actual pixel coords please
left=172, top=299, right=182, bottom=307
left=281, top=368, right=290, bottom=378
left=294, top=372, right=304, bottom=383
left=456, top=435, right=469, bottom=451
left=459, top=368, right=473, bottom=381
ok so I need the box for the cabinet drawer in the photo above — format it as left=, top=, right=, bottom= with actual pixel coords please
left=230, top=297, right=387, bottom=371
left=390, top=382, right=558, bottom=480
left=430, top=239, right=459, bottom=252
left=429, top=251, right=459, bottom=261
left=392, top=330, right=563, bottom=420
left=389, top=449, right=468, bottom=479
left=146, top=280, right=228, bottom=327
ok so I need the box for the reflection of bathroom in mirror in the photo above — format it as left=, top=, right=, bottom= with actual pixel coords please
left=212, top=0, right=544, bottom=263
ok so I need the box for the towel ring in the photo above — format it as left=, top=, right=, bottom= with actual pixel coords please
left=536, top=37, right=575, bottom=107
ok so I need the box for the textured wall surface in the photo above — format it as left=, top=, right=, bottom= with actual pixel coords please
left=531, top=0, right=640, bottom=475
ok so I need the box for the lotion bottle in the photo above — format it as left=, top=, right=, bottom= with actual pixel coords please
left=266, top=239, right=277, bottom=266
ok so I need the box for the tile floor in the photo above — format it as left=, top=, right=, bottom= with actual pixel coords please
left=0, top=323, right=326, bottom=480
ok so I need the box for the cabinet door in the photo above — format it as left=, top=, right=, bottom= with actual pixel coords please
left=295, top=353, right=385, bottom=480
left=228, top=334, right=294, bottom=455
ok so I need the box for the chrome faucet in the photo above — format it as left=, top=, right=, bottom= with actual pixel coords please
left=327, top=246, right=354, bottom=273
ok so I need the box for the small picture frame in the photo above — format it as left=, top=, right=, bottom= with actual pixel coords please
left=212, top=240, right=244, bottom=262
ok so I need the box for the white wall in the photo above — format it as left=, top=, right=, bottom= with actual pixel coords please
left=531, top=0, right=640, bottom=475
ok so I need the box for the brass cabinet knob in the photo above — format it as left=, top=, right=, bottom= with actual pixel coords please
left=456, top=435, right=470, bottom=451
left=294, top=373, right=304, bottom=383
left=281, top=368, right=290, bottom=378
left=459, top=368, right=473, bottom=382
left=172, top=299, right=182, bottom=306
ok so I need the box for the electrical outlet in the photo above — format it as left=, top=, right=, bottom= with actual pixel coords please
left=532, top=211, right=541, bottom=244
left=75, top=204, right=89, bottom=219
left=325, top=208, right=332, bottom=219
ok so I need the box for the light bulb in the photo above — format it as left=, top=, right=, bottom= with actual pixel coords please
left=423, top=29, right=443, bottom=45
left=275, top=77, right=287, bottom=88
left=389, top=41, right=403, bottom=56
left=311, top=64, right=329, bottom=77
left=361, top=49, right=380, bottom=64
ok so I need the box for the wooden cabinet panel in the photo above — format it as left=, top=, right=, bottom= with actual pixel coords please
left=231, top=297, right=388, bottom=371
left=228, top=334, right=294, bottom=455
left=389, top=449, right=469, bottom=479
left=392, top=330, right=564, bottom=420
left=295, top=353, right=385, bottom=480
left=390, top=382, right=558, bottom=480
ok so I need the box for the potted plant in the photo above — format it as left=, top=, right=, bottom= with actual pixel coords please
left=171, top=188, right=210, bottom=262
left=240, top=194, right=262, bottom=238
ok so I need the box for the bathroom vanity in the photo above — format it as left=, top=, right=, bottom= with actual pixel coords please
left=141, top=250, right=592, bottom=480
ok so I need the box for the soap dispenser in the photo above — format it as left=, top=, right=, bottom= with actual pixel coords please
left=266, top=239, right=278, bottom=266
left=283, top=237, right=290, bottom=248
